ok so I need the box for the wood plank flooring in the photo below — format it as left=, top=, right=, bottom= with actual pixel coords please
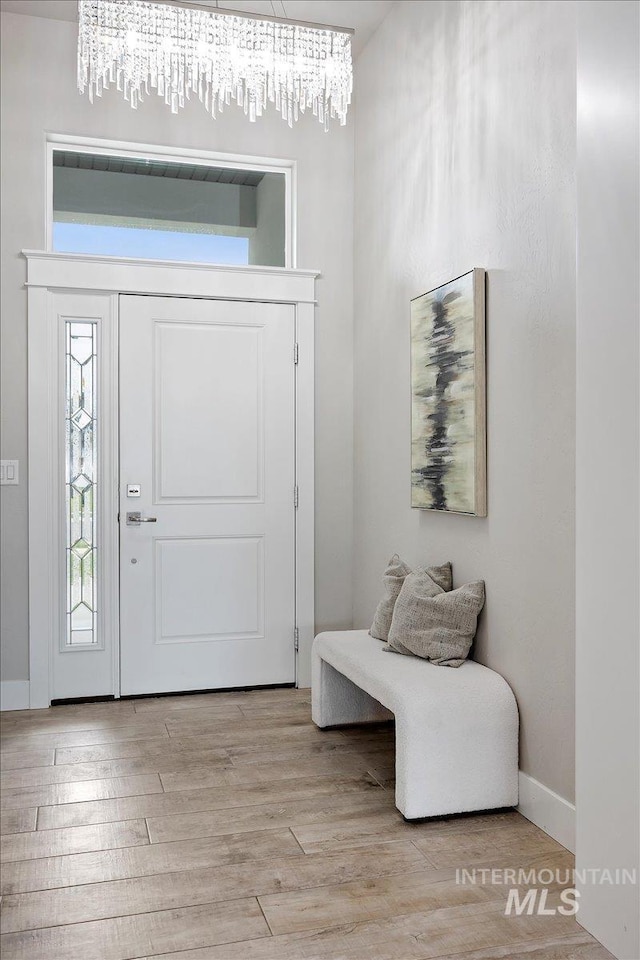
left=0, top=688, right=612, bottom=960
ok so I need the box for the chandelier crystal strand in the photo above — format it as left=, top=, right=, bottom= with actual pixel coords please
left=77, top=0, right=353, bottom=128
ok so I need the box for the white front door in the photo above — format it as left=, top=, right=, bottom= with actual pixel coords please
left=119, top=295, right=296, bottom=696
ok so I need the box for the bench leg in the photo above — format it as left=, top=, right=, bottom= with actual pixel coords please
left=312, top=656, right=393, bottom=728
left=393, top=710, right=519, bottom=820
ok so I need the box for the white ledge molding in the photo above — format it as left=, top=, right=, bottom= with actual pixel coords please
left=22, top=251, right=320, bottom=303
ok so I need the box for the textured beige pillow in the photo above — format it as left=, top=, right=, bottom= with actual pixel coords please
left=387, top=578, right=485, bottom=666
left=370, top=556, right=452, bottom=642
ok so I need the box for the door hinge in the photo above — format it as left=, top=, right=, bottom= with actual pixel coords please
left=294, top=627, right=299, bottom=652
left=294, top=485, right=299, bottom=509
left=294, top=342, right=299, bottom=365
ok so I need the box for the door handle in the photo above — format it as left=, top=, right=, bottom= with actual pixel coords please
left=126, top=512, right=157, bottom=525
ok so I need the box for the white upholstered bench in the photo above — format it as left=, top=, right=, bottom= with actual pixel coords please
left=312, top=630, right=519, bottom=820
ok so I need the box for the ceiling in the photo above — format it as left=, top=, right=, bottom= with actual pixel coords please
left=53, top=150, right=266, bottom=185
left=0, top=1, right=395, bottom=57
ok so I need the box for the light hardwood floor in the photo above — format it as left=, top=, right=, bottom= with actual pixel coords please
left=0, top=688, right=612, bottom=960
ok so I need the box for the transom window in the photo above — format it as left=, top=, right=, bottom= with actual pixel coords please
left=49, top=143, right=290, bottom=268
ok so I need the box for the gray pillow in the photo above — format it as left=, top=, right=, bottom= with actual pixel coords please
left=387, top=577, right=485, bottom=667
left=369, top=556, right=452, bottom=642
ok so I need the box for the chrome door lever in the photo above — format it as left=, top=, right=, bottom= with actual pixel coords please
left=126, top=512, right=157, bottom=525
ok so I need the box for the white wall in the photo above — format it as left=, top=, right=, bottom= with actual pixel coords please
left=575, top=2, right=640, bottom=957
left=0, top=10, right=354, bottom=683
left=353, top=0, right=577, bottom=803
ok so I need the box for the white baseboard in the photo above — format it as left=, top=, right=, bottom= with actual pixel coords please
left=0, top=680, right=30, bottom=711
left=518, top=770, right=576, bottom=853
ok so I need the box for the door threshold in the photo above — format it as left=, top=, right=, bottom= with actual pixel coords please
left=51, top=695, right=116, bottom=706
left=121, top=682, right=296, bottom=700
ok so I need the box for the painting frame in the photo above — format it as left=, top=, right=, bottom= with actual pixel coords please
left=410, top=268, right=486, bottom=517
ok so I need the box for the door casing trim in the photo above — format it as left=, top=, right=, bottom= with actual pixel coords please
left=25, top=251, right=318, bottom=707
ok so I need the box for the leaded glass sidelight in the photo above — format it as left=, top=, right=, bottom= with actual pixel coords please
left=65, top=321, right=98, bottom=646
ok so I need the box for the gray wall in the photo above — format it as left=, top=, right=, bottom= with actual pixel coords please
left=353, top=0, right=577, bottom=802
left=53, top=166, right=258, bottom=228
left=575, top=2, right=640, bottom=956
left=0, top=10, right=354, bottom=682
left=251, top=173, right=286, bottom=267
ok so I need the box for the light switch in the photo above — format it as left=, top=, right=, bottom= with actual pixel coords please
left=0, top=460, right=19, bottom=485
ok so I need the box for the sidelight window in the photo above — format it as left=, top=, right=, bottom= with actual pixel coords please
left=65, top=320, right=98, bottom=647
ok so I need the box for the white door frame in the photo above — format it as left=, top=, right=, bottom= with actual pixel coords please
left=24, top=250, right=318, bottom=708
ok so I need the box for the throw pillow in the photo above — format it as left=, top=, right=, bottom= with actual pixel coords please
left=387, top=578, right=485, bottom=666
left=370, top=556, right=452, bottom=642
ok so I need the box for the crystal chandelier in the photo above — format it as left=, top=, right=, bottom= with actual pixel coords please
left=77, top=0, right=353, bottom=129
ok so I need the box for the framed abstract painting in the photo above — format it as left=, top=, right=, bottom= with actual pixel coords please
left=410, top=268, right=487, bottom=516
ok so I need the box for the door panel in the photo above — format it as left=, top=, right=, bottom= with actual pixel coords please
left=155, top=322, right=263, bottom=501
left=119, top=296, right=295, bottom=696
left=154, top=536, right=263, bottom=642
